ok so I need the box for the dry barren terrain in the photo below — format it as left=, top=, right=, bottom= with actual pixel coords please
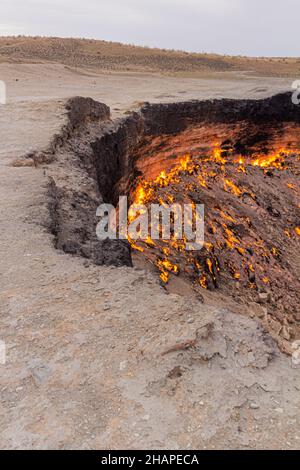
left=0, top=37, right=299, bottom=450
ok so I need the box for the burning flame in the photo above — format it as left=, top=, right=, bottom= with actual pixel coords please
left=224, top=179, right=242, bottom=196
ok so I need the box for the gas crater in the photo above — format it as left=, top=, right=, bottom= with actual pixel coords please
left=44, top=93, right=300, bottom=351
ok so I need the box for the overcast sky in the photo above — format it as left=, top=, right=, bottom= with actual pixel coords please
left=0, top=0, right=298, bottom=57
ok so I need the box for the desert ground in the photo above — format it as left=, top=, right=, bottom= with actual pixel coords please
left=0, top=37, right=299, bottom=449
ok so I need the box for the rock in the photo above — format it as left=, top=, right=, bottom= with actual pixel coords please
left=168, top=366, right=184, bottom=379
left=258, top=292, right=270, bottom=304
left=29, top=361, right=52, bottom=386
left=267, top=206, right=281, bottom=218
left=119, top=361, right=127, bottom=371
left=249, top=302, right=267, bottom=319
left=274, top=407, right=284, bottom=414
left=184, top=266, right=195, bottom=277
left=292, top=341, right=300, bottom=365
left=195, top=292, right=204, bottom=303
left=294, top=311, right=300, bottom=322
left=232, top=224, right=247, bottom=237
left=268, top=317, right=282, bottom=335
left=12, top=157, right=36, bottom=167
left=250, top=403, right=260, bottom=410
left=282, top=326, right=291, bottom=341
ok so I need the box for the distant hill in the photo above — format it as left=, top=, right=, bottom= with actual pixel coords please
left=0, top=36, right=299, bottom=77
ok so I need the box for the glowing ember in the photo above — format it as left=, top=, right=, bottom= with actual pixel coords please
left=224, top=179, right=242, bottom=196
left=124, top=144, right=299, bottom=310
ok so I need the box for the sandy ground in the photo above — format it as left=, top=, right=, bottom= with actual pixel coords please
left=0, top=62, right=299, bottom=449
